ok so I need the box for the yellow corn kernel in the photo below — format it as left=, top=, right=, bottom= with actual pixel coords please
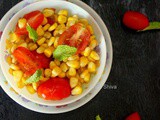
left=54, top=59, right=61, bottom=66
left=21, top=77, right=27, bottom=84
left=36, top=46, right=45, bottom=54
left=13, top=70, right=23, bottom=82
left=73, top=15, right=78, bottom=19
left=44, top=47, right=54, bottom=58
left=88, top=56, right=96, bottom=62
left=87, top=25, right=94, bottom=34
left=36, top=25, right=44, bottom=36
left=11, top=56, right=17, bottom=64
left=58, top=72, right=65, bottom=78
left=43, top=24, right=50, bottom=31
left=6, top=39, right=12, bottom=49
left=80, top=56, right=89, bottom=67
left=71, top=86, right=82, bottom=95
left=78, top=19, right=88, bottom=26
left=58, top=29, right=65, bottom=34
left=52, top=66, right=62, bottom=77
left=90, top=35, right=96, bottom=41
left=37, top=37, right=46, bottom=45
left=9, top=33, right=20, bottom=43
left=40, top=77, right=49, bottom=82
left=18, top=18, right=27, bottom=29
left=66, top=60, right=80, bottom=69
left=48, top=37, right=55, bottom=46
left=66, top=20, right=76, bottom=27
left=53, top=14, right=58, bottom=23
left=80, top=70, right=89, bottom=79
left=19, top=43, right=27, bottom=48
left=50, top=61, right=57, bottom=69
left=11, top=44, right=17, bottom=53
left=58, top=15, right=67, bottom=24
left=48, top=23, right=58, bottom=31
left=6, top=56, right=12, bottom=65
left=27, top=42, right=34, bottom=48
left=29, top=44, right=38, bottom=51
left=25, top=37, right=32, bottom=43
left=68, top=17, right=78, bottom=22
left=83, top=47, right=91, bottom=57
left=26, top=85, right=36, bottom=94
left=42, top=17, right=48, bottom=25
left=44, top=68, right=52, bottom=78
left=53, top=30, right=59, bottom=36
left=32, top=82, right=39, bottom=91
left=9, top=68, right=13, bottom=75
left=41, top=43, right=48, bottom=48
left=10, top=64, right=20, bottom=70
left=56, top=24, right=66, bottom=30
left=89, top=39, right=98, bottom=49
left=90, top=51, right=100, bottom=60
left=58, top=9, right=68, bottom=16
left=60, top=63, right=69, bottom=72
left=79, top=78, right=84, bottom=84
left=54, top=37, right=59, bottom=48
left=70, top=77, right=78, bottom=88
left=17, top=79, right=25, bottom=88
left=95, top=60, right=100, bottom=67
left=83, top=73, right=90, bottom=83
left=44, top=32, right=52, bottom=39
left=68, top=55, right=79, bottom=61
left=88, top=62, right=96, bottom=73
left=43, top=8, right=55, bottom=17
left=68, top=68, right=76, bottom=77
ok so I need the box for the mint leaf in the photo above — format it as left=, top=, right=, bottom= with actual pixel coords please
left=53, top=45, right=77, bottom=61
left=26, top=24, right=38, bottom=42
left=96, top=115, right=101, bottom=120
left=140, top=22, right=160, bottom=31
left=25, top=70, right=42, bottom=84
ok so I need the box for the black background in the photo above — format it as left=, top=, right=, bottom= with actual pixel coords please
left=0, top=0, right=160, bottom=120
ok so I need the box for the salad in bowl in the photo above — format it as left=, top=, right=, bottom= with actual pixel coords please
left=0, top=0, right=106, bottom=106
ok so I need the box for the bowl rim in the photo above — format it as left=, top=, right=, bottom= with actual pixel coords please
left=0, top=0, right=107, bottom=106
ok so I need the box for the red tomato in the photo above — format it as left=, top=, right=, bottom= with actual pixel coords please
left=13, top=47, right=51, bottom=76
left=37, top=77, right=71, bottom=100
left=13, top=47, right=41, bottom=75
left=32, top=51, right=51, bottom=68
left=123, top=11, right=149, bottom=30
left=126, top=112, right=141, bottom=120
left=58, top=23, right=91, bottom=54
left=15, top=10, right=44, bottom=35
left=24, top=10, right=44, bottom=29
left=47, top=18, right=54, bottom=25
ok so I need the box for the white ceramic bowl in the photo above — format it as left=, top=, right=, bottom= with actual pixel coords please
left=0, top=0, right=106, bottom=106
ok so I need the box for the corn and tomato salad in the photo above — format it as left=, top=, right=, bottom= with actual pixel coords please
left=6, top=8, right=100, bottom=100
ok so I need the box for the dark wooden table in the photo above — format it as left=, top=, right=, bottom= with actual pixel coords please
left=0, top=0, right=160, bottom=120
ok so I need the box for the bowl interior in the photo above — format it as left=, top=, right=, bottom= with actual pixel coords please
left=0, top=0, right=106, bottom=106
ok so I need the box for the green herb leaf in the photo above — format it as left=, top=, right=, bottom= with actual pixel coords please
left=26, top=24, right=38, bottom=42
left=140, top=22, right=160, bottom=31
left=95, top=115, right=101, bottom=120
left=53, top=45, right=77, bottom=61
left=25, top=70, right=42, bottom=84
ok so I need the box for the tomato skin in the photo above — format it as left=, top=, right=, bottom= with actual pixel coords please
left=13, top=47, right=41, bottom=75
left=58, top=23, right=91, bottom=54
left=13, top=47, right=51, bottom=76
left=32, top=51, right=51, bottom=68
left=37, top=77, right=71, bottom=100
left=123, top=11, right=149, bottom=30
left=126, top=112, right=141, bottom=120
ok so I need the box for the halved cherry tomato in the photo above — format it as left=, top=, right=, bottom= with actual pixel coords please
left=58, top=23, right=91, bottom=54
left=37, top=77, right=71, bottom=100
left=32, top=51, right=51, bottom=68
left=13, top=47, right=51, bottom=76
left=15, top=10, right=44, bottom=35
left=126, top=112, right=141, bottom=120
left=47, top=18, right=54, bottom=25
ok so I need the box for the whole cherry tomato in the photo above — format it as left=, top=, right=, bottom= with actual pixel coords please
left=123, top=11, right=149, bottom=30
left=126, top=112, right=141, bottom=120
